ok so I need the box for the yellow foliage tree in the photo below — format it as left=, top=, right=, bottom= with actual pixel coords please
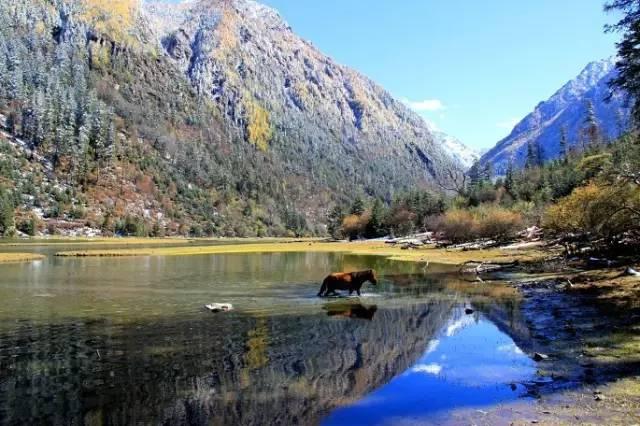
left=80, top=0, right=138, bottom=44
left=544, top=182, right=640, bottom=242
left=247, top=101, right=272, bottom=151
left=341, top=212, right=371, bottom=240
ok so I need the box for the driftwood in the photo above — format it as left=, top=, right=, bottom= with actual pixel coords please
left=624, top=267, right=640, bottom=277
left=459, top=260, right=518, bottom=275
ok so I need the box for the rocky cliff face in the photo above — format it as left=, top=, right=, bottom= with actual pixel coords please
left=0, top=0, right=470, bottom=236
left=144, top=0, right=465, bottom=177
left=478, top=57, right=631, bottom=174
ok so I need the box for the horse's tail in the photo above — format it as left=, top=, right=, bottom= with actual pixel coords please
left=317, top=278, right=328, bottom=297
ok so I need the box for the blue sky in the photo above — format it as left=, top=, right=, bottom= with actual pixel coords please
left=255, top=0, right=620, bottom=150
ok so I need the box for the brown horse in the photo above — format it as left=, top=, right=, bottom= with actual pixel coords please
left=317, top=269, right=378, bottom=297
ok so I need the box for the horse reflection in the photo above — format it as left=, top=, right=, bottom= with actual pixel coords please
left=324, top=302, right=378, bottom=321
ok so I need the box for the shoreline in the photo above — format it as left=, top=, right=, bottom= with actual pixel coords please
left=52, top=240, right=551, bottom=266
left=468, top=268, right=640, bottom=424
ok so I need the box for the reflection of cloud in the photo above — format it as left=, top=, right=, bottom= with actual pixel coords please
left=425, top=339, right=440, bottom=355
left=497, top=343, right=524, bottom=356
left=412, top=363, right=442, bottom=375
left=445, top=315, right=475, bottom=337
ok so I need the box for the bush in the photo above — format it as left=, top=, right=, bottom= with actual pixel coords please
left=341, top=212, right=370, bottom=240
left=436, top=209, right=478, bottom=244
left=430, top=207, right=523, bottom=244
left=17, top=215, right=39, bottom=237
left=475, top=206, right=523, bottom=242
left=543, top=182, right=640, bottom=245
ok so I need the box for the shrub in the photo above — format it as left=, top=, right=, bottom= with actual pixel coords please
left=543, top=182, right=640, bottom=245
left=17, top=215, right=39, bottom=237
left=475, top=206, right=523, bottom=242
left=430, top=207, right=524, bottom=244
left=437, top=209, right=478, bottom=244
left=341, top=212, right=370, bottom=240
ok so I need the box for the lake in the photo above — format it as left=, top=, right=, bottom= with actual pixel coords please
left=0, top=246, right=539, bottom=425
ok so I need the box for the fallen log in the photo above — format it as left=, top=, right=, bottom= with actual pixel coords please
left=459, top=260, right=518, bottom=275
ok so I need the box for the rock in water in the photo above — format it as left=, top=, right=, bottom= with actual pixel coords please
left=205, top=303, right=233, bottom=312
left=464, top=308, right=474, bottom=315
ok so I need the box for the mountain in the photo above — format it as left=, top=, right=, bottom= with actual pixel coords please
left=478, top=57, right=631, bottom=174
left=0, top=0, right=467, bottom=237
left=143, top=0, right=476, bottom=170
left=429, top=128, right=479, bottom=170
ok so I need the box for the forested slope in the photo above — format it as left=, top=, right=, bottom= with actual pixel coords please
left=0, top=0, right=463, bottom=237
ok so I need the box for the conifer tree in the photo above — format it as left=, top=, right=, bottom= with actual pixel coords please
left=350, top=197, right=365, bottom=215
left=581, top=100, right=601, bottom=150
left=505, top=159, right=515, bottom=195
left=525, top=142, right=536, bottom=169
left=605, top=0, right=640, bottom=124
left=559, top=126, right=568, bottom=160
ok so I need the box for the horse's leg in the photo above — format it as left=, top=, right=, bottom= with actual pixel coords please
left=357, top=289, right=361, bottom=296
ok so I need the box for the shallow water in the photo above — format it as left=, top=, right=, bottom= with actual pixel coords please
left=0, top=247, right=538, bottom=425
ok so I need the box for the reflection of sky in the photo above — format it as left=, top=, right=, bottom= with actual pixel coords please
left=323, top=310, right=536, bottom=425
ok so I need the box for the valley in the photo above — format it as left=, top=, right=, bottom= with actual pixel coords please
left=1, top=0, right=640, bottom=424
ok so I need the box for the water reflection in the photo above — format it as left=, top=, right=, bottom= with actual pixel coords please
left=323, top=309, right=536, bottom=425
left=324, top=302, right=378, bottom=321
left=0, top=250, right=536, bottom=425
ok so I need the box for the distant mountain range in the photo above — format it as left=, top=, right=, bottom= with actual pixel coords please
left=478, top=57, right=631, bottom=174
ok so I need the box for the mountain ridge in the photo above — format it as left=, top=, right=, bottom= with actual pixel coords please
left=0, top=0, right=470, bottom=237
left=478, top=57, right=630, bottom=174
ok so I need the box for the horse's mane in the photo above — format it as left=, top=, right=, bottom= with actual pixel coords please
left=351, top=269, right=373, bottom=278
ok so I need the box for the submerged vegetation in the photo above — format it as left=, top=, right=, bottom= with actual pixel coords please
left=0, top=252, right=45, bottom=263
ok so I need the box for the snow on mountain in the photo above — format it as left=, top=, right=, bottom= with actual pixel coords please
left=478, top=57, right=631, bottom=174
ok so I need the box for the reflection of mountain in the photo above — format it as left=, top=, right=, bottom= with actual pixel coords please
left=0, top=301, right=454, bottom=425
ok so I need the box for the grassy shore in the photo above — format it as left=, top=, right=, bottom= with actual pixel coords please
left=0, top=237, right=194, bottom=246
left=53, top=240, right=552, bottom=265
left=0, top=253, right=46, bottom=263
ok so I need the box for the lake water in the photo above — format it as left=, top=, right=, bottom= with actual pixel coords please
left=0, top=246, right=539, bottom=425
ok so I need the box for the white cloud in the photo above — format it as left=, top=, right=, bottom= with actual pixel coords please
left=412, top=363, right=443, bottom=375
left=497, top=118, right=520, bottom=130
left=402, top=98, right=446, bottom=112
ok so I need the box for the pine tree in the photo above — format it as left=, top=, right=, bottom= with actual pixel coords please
left=581, top=100, right=601, bottom=149
left=467, top=162, right=481, bottom=187
left=366, top=198, right=386, bottom=238
left=559, top=126, right=568, bottom=160
left=525, top=141, right=536, bottom=169
left=0, top=189, right=15, bottom=236
left=605, top=0, right=640, bottom=124
left=350, top=197, right=365, bottom=215
left=535, top=140, right=545, bottom=166
left=327, top=205, right=344, bottom=238
left=481, top=162, right=493, bottom=183
left=505, top=159, right=515, bottom=195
